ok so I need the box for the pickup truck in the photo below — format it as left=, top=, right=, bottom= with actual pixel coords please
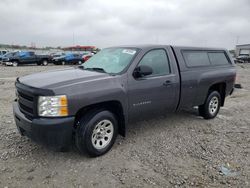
left=13, top=45, right=236, bottom=157
left=6, top=51, right=52, bottom=66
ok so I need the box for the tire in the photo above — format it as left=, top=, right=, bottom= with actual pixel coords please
left=199, top=91, right=221, bottom=119
left=42, top=59, right=48, bottom=66
left=78, top=60, right=82, bottom=65
left=61, top=61, right=66, bottom=65
left=12, top=61, right=18, bottom=67
left=75, top=109, right=118, bottom=157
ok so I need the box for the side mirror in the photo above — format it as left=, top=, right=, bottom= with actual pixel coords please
left=133, top=65, right=153, bottom=78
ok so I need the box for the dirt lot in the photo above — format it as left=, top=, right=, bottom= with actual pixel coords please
left=0, top=64, right=249, bottom=187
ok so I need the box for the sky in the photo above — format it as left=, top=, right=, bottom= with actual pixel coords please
left=0, top=0, right=249, bottom=49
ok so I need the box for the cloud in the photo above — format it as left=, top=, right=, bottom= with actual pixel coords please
left=0, top=0, right=249, bottom=49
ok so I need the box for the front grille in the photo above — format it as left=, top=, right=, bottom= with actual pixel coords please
left=19, top=102, right=34, bottom=114
left=18, top=91, right=34, bottom=101
left=15, top=79, right=54, bottom=119
left=16, top=83, right=36, bottom=119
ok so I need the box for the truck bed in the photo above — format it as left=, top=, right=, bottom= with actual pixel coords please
left=171, top=45, right=236, bottom=110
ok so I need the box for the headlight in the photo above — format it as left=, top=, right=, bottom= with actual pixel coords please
left=38, top=95, right=68, bottom=117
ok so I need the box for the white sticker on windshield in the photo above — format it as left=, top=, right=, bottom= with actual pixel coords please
left=122, top=49, right=136, bottom=55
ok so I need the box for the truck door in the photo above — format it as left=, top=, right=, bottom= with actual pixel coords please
left=128, top=48, right=179, bottom=120
left=21, top=52, right=35, bottom=63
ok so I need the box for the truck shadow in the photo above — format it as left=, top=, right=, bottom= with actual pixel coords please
left=124, top=108, right=202, bottom=138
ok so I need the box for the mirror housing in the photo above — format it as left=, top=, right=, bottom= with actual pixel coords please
left=133, top=65, right=153, bottom=78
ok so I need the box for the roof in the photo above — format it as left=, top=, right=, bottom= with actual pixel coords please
left=107, top=44, right=226, bottom=51
left=172, top=45, right=226, bottom=51
left=236, top=44, right=250, bottom=47
left=110, top=44, right=166, bottom=49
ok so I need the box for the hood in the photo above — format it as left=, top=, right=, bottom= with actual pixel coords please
left=18, top=67, right=110, bottom=89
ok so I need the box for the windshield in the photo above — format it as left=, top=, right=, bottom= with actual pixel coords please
left=83, top=47, right=138, bottom=74
left=3, top=52, right=12, bottom=57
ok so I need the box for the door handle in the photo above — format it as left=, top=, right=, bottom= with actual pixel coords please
left=163, top=80, right=172, bottom=86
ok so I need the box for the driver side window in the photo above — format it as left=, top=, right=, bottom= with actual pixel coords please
left=138, top=49, right=170, bottom=76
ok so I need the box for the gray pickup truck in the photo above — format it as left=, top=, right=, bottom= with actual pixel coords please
left=13, top=45, right=236, bottom=156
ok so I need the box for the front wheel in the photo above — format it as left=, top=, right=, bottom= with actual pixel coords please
left=12, top=61, right=18, bottom=67
left=199, top=91, right=221, bottom=119
left=61, top=61, right=66, bottom=65
left=75, top=110, right=118, bottom=157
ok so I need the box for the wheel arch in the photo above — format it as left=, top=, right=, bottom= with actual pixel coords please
left=41, top=58, right=49, bottom=61
left=207, top=82, right=226, bottom=106
left=74, top=100, right=126, bottom=137
left=11, top=59, right=19, bottom=62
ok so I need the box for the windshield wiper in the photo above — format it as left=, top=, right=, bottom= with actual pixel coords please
left=77, top=65, right=116, bottom=75
left=84, top=67, right=107, bottom=73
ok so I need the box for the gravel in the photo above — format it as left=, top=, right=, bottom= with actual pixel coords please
left=0, top=64, right=249, bottom=187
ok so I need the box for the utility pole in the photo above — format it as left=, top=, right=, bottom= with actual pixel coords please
left=236, top=36, right=239, bottom=45
left=235, top=36, right=240, bottom=57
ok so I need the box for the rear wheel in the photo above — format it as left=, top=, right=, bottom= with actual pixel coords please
left=75, top=110, right=118, bottom=157
left=78, top=60, right=82, bottom=65
left=61, top=61, right=66, bottom=65
left=199, top=91, right=221, bottom=119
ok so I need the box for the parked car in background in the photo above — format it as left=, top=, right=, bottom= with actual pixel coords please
left=0, top=50, right=8, bottom=62
left=82, top=53, right=93, bottom=62
left=50, top=52, right=65, bottom=58
left=4, top=51, right=52, bottom=66
left=52, top=54, right=66, bottom=65
left=53, top=53, right=83, bottom=65
left=0, top=50, right=8, bottom=56
left=1, top=51, right=19, bottom=65
left=13, top=45, right=236, bottom=157
left=236, top=55, right=250, bottom=63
